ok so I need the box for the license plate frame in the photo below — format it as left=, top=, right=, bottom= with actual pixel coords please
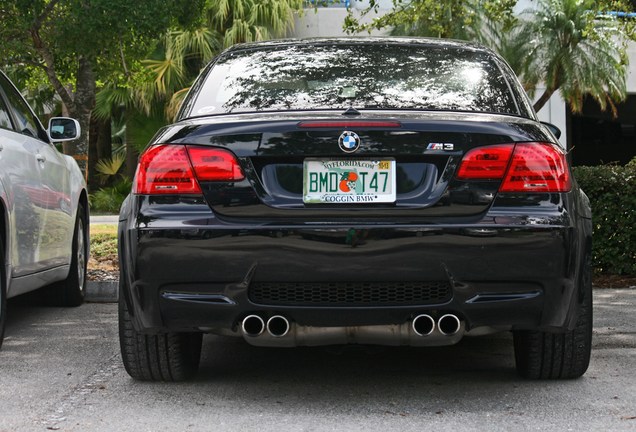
left=302, top=158, right=396, bottom=204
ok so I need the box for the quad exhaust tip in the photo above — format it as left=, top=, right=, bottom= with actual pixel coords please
left=242, top=315, right=265, bottom=337
left=244, top=313, right=460, bottom=340
left=437, top=314, right=461, bottom=336
left=267, top=315, right=290, bottom=338
left=412, top=314, right=435, bottom=336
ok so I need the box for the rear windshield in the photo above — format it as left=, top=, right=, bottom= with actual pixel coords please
left=181, top=43, right=525, bottom=118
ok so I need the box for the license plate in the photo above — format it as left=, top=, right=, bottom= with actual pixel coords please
left=303, top=159, right=396, bottom=204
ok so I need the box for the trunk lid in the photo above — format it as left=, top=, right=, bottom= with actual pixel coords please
left=154, top=111, right=554, bottom=221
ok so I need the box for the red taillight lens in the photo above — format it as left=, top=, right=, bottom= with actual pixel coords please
left=187, top=146, right=244, bottom=182
left=456, top=142, right=571, bottom=193
left=500, top=143, right=571, bottom=192
left=456, top=145, right=514, bottom=180
left=134, top=145, right=200, bottom=194
left=133, top=145, right=244, bottom=195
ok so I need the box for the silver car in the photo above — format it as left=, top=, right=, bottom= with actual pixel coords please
left=0, top=70, right=89, bottom=348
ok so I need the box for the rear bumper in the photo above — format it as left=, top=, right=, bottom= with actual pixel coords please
left=119, top=197, right=590, bottom=338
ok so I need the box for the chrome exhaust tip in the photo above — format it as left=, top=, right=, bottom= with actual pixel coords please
left=266, top=315, right=290, bottom=338
left=242, top=314, right=265, bottom=337
left=438, top=314, right=461, bottom=336
left=411, top=314, right=435, bottom=336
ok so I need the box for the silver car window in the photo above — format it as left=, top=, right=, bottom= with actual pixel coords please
left=0, top=95, right=13, bottom=130
left=0, top=73, right=44, bottom=140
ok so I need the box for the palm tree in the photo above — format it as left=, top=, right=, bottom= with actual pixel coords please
left=352, top=0, right=629, bottom=116
left=468, top=13, right=538, bottom=88
left=98, top=0, right=303, bottom=123
left=519, top=0, right=627, bottom=114
left=93, top=27, right=217, bottom=179
left=93, top=0, right=303, bottom=179
left=433, top=0, right=628, bottom=116
left=210, top=0, right=302, bottom=47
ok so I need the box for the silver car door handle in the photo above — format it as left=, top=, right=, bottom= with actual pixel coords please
left=36, top=153, right=46, bottom=162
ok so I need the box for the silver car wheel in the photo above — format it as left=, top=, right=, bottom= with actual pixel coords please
left=76, top=217, right=86, bottom=294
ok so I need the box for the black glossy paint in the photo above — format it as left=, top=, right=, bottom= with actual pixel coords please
left=118, top=39, right=590, bottom=345
left=119, top=186, right=591, bottom=336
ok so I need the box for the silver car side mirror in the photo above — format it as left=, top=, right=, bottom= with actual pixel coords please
left=48, top=117, right=81, bottom=142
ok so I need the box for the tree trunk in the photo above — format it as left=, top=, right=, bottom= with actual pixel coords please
left=124, top=109, right=138, bottom=180
left=533, top=87, right=555, bottom=113
left=96, top=118, right=113, bottom=160
left=63, top=57, right=96, bottom=157
left=31, top=22, right=95, bottom=157
left=87, top=116, right=112, bottom=191
left=97, top=118, right=113, bottom=187
left=88, top=115, right=99, bottom=192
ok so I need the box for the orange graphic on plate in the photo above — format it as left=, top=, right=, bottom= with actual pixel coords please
left=339, top=171, right=358, bottom=192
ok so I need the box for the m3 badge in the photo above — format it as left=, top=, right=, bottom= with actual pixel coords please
left=427, top=142, right=455, bottom=151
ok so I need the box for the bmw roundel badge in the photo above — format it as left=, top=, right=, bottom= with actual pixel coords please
left=338, top=131, right=361, bottom=153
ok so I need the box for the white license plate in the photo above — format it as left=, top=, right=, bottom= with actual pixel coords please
left=303, top=159, right=396, bottom=204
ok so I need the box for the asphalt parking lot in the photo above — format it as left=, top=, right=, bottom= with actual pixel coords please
left=0, top=289, right=635, bottom=432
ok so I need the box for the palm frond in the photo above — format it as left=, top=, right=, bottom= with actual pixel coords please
left=95, top=153, right=126, bottom=176
left=166, top=87, right=191, bottom=122
left=522, top=0, right=628, bottom=113
left=94, top=85, right=133, bottom=120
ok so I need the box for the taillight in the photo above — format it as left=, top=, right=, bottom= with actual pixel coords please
left=456, top=145, right=514, bottom=180
left=187, top=146, right=244, bottom=182
left=456, top=142, right=571, bottom=192
left=134, top=145, right=200, bottom=194
left=133, top=145, right=244, bottom=195
left=500, top=143, right=571, bottom=192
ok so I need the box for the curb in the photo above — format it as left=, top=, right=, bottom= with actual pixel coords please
left=86, top=281, right=118, bottom=303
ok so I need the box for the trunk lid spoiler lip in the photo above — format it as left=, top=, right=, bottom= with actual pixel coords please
left=155, top=111, right=553, bottom=147
left=177, top=109, right=536, bottom=127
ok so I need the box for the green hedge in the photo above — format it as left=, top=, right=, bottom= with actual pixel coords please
left=573, top=160, right=636, bottom=275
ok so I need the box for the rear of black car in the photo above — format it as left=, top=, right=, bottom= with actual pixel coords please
left=118, top=38, right=592, bottom=381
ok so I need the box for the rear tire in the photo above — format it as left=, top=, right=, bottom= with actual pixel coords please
left=514, top=265, right=592, bottom=379
left=118, top=280, right=202, bottom=381
left=50, top=204, right=87, bottom=306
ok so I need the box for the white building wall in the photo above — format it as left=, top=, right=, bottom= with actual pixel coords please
left=294, top=2, right=391, bottom=38
left=294, top=8, right=352, bottom=38
left=624, top=40, right=636, bottom=93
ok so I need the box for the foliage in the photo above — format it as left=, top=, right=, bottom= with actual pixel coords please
left=208, top=0, right=303, bottom=47
left=3, top=65, right=58, bottom=118
left=344, top=0, right=634, bottom=115
left=94, top=27, right=221, bottom=123
left=90, top=224, right=117, bottom=262
left=92, top=0, right=305, bottom=173
left=90, top=231, right=118, bottom=261
left=89, top=178, right=132, bottom=214
left=95, top=153, right=126, bottom=177
left=517, top=0, right=629, bottom=113
left=0, top=0, right=195, bottom=155
left=343, top=0, right=516, bottom=38
left=96, top=0, right=304, bottom=122
left=573, top=161, right=636, bottom=275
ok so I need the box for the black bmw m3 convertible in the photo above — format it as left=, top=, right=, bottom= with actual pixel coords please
left=118, top=38, right=592, bottom=381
